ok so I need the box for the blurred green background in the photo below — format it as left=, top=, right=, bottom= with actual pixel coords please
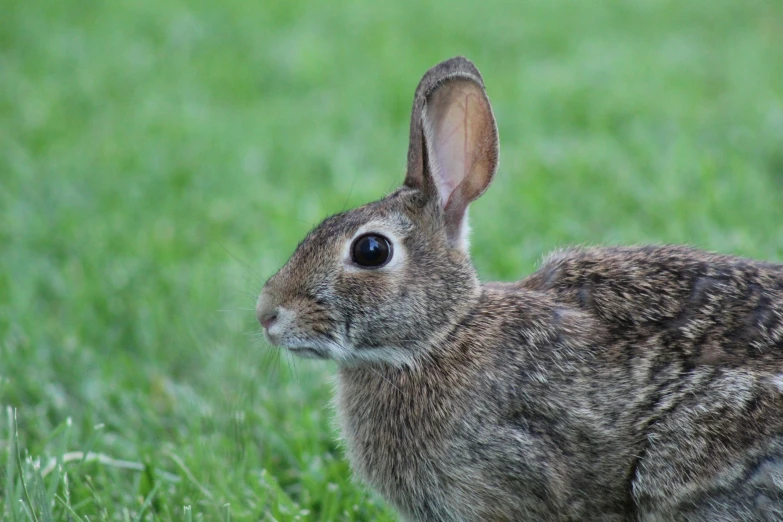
left=1, top=0, right=781, bottom=519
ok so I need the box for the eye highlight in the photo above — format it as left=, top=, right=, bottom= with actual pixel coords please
left=351, top=234, right=392, bottom=268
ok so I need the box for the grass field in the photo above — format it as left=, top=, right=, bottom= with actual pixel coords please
left=1, top=0, right=782, bottom=519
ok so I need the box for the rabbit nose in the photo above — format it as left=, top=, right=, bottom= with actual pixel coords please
left=259, top=309, right=279, bottom=330
left=256, top=292, right=280, bottom=330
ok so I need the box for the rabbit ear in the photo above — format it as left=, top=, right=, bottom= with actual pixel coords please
left=404, top=57, right=499, bottom=248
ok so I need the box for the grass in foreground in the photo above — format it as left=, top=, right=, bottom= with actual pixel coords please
left=1, top=0, right=782, bottom=519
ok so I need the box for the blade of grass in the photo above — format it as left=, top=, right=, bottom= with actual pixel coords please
left=55, top=495, right=88, bottom=522
left=74, top=424, right=105, bottom=477
left=14, top=409, right=40, bottom=522
left=30, top=461, right=54, bottom=522
left=46, top=418, right=72, bottom=503
left=5, top=407, right=17, bottom=520
left=133, top=482, right=161, bottom=522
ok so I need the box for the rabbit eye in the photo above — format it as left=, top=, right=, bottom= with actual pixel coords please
left=351, top=234, right=392, bottom=268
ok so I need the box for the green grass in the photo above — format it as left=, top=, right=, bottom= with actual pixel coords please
left=1, top=0, right=782, bottom=519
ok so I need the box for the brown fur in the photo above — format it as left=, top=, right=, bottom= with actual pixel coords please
left=257, top=57, right=783, bottom=521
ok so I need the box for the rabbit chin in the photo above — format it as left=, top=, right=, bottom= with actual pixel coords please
left=266, top=334, right=342, bottom=360
left=286, top=346, right=330, bottom=360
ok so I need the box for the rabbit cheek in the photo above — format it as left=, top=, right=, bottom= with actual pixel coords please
left=336, top=273, right=407, bottom=347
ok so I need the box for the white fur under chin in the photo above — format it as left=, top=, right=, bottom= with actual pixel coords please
left=342, top=346, right=419, bottom=369
left=332, top=332, right=420, bottom=369
left=280, top=332, right=419, bottom=369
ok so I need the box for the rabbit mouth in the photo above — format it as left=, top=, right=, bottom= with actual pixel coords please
left=266, top=328, right=345, bottom=360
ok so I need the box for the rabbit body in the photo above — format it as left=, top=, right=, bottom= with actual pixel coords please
left=257, top=57, right=783, bottom=520
left=337, top=245, right=783, bottom=521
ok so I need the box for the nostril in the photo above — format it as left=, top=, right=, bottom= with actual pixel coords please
left=259, top=309, right=279, bottom=330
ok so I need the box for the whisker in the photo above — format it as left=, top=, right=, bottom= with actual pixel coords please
left=224, top=287, right=262, bottom=302
left=294, top=218, right=319, bottom=229
left=272, top=348, right=281, bottom=381
left=287, top=351, right=299, bottom=382
left=341, top=173, right=359, bottom=212
left=219, top=243, right=266, bottom=285
left=260, top=349, right=276, bottom=375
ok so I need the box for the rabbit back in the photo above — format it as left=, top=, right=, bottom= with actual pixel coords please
left=526, top=245, right=783, bottom=368
left=525, top=245, right=783, bottom=519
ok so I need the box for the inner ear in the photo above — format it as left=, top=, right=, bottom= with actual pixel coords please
left=422, top=77, right=498, bottom=243
left=424, top=80, right=494, bottom=207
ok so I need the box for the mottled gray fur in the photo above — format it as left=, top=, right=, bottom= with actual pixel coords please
left=257, top=57, right=783, bottom=521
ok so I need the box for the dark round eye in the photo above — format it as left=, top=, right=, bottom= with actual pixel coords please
left=351, top=234, right=392, bottom=268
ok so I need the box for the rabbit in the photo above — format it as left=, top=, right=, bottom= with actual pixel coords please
left=256, top=56, right=783, bottom=521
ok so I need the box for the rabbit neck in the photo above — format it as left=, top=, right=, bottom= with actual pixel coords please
left=335, top=351, right=476, bottom=516
left=334, top=291, right=487, bottom=513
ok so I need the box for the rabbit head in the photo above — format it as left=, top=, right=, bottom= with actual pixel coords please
left=257, top=57, right=499, bottom=366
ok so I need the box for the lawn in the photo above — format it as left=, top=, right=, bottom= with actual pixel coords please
left=1, top=0, right=782, bottom=519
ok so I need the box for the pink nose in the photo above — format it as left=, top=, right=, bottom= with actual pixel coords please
left=259, top=309, right=278, bottom=330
